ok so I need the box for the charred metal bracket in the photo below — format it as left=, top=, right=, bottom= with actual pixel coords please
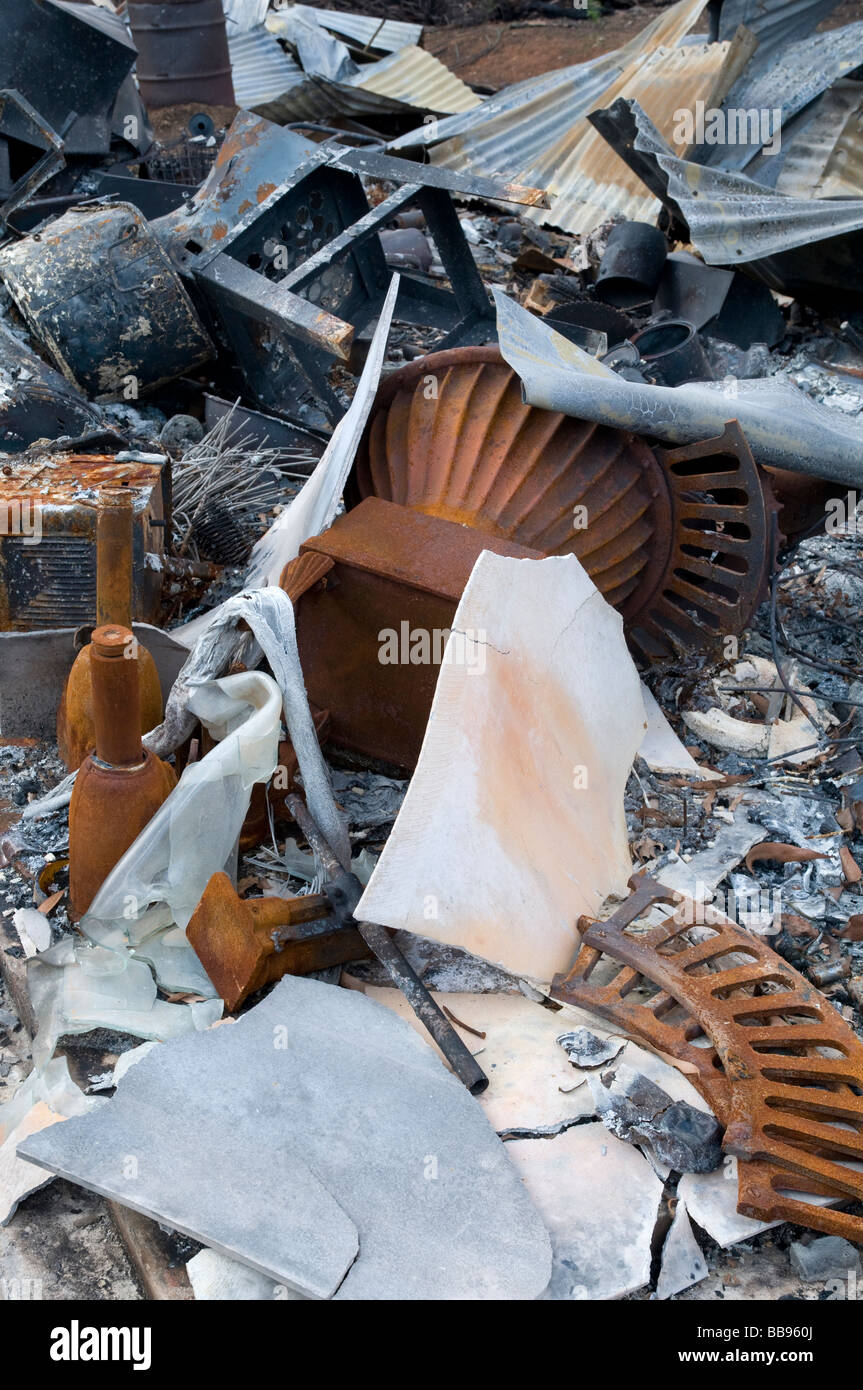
left=0, top=90, right=65, bottom=230
left=552, top=874, right=863, bottom=1244
left=157, top=116, right=546, bottom=422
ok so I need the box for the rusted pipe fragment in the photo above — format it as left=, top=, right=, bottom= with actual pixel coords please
left=96, top=487, right=133, bottom=629
left=285, top=793, right=489, bottom=1095
left=186, top=872, right=370, bottom=1011
left=69, top=624, right=175, bottom=918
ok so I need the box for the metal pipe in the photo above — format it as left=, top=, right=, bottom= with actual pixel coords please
left=286, top=794, right=489, bottom=1095
left=90, top=624, right=143, bottom=768
left=96, top=487, right=133, bottom=630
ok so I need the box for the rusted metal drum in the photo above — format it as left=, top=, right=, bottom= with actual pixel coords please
left=127, top=0, right=235, bottom=109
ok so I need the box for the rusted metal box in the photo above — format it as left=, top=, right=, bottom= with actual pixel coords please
left=294, top=497, right=539, bottom=772
left=0, top=454, right=167, bottom=631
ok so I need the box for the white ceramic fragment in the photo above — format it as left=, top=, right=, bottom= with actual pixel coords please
left=358, top=551, right=646, bottom=985
left=507, top=1122, right=664, bottom=1300
left=639, top=685, right=721, bottom=780
left=656, top=1200, right=709, bottom=1299
left=363, top=988, right=597, bottom=1133
left=0, top=1056, right=100, bottom=1224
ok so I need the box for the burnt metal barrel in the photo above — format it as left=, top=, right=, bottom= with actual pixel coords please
left=127, top=0, right=235, bottom=109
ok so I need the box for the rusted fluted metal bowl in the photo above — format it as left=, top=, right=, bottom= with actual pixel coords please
left=349, top=346, right=776, bottom=661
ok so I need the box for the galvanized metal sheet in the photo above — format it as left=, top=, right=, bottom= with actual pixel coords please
left=285, top=5, right=423, bottom=54
left=518, top=39, right=733, bottom=236
left=254, top=43, right=482, bottom=121
left=706, top=21, right=863, bottom=169
left=776, top=80, right=863, bottom=197
left=389, top=0, right=709, bottom=185
left=715, top=0, right=844, bottom=68
left=228, top=25, right=304, bottom=108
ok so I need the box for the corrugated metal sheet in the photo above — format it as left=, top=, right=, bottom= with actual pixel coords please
left=350, top=45, right=481, bottom=115
left=716, top=0, right=844, bottom=69
left=776, top=80, right=863, bottom=197
left=284, top=5, right=423, bottom=55
left=705, top=20, right=863, bottom=168
left=515, top=39, right=734, bottom=235
left=254, top=43, right=481, bottom=122
left=592, top=96, right=863, bottom=264
left=228, top=26, right=305, bottom=108
left=392, top=0, right=710, bottom=165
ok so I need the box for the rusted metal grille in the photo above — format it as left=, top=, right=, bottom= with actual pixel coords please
left=552, top=875, right=863, bottom=1244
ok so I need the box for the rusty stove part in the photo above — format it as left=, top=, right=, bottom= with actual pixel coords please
left=0, top=452, right=167, bottom=632
left=631, top=424, right=779, bottom=662
left=552, top=875, right=863, bottom=1244
left=56, top=486, right=164, bottom=771
left=286, top=793, right=489, bottom=1096
left=186, top=871, right=371, bottom=1012
left=349, top=348, right=776, bottom=662
left=285, top=496, right=539, bottom=773
left=68, top=624, right=176, bottom=919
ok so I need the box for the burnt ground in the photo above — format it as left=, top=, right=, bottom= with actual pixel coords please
left=424, top=0, right=863, bottom=90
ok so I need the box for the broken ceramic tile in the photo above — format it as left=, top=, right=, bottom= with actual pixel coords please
left=19, top=977, right=552, bottom=1299
left=362, top=987, right=597, bottom=1134
left=655, top=1199, right=709, bottom=1300
left=507, top=1122, right=664, bottom=1300
left=358, top=551, right=646, bottom=985
left=0, top=1056, right=101, bottom=1225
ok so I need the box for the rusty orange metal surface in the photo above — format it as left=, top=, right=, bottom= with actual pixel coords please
left=350, top=355, right=775, bottom=662
left=0, top=452, right=167, bottom=632
left=187, top=871, right=370, bottom=1011
left=289, top=496, right=539, bottom=772
left=57, top=486, right=163, bottom=771
left=552, top=875, right=863, bottom=1244
left=349, top=346, right=670, bottom=620
left=68, top=625, right=176, bottom=919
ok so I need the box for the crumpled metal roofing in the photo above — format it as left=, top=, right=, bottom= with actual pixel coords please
left=281, top=5, right=423, bottom=55
left=714, top=0, right=844, bottom=68
left=493, top=287, right=863, bottom=488
left=703, top=20, right=863, bottom=169
left=775, top=80, right=863, bottom=197
left=228, top=25, right=304, bottom=109
left=348, top=45, right=481, bottom=114
left=252, top=43, right=481, bottom=122
left=387, top=0, right=709, bottom=174
left=592, top=97, right=863, bottom=264
left=516, top=39, right=734, bottom=236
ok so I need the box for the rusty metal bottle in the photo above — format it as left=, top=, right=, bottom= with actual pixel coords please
left=57, top=486, right=163, bottom=770
left=68, top=624, right=177, bottom=920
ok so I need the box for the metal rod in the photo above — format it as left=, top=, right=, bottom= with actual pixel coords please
left=286, top=794, right=489, bottom=1095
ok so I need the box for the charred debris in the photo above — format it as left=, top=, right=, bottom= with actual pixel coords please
left=2, top=0, right=863, bottom=1308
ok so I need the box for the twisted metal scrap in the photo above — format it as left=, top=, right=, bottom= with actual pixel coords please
left=552, top=875, right=863, bottom=1243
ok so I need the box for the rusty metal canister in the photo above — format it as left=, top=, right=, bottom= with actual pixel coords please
left=68, top=624, right=176, bottom=919
left=127, top=0, right=235, bottom=109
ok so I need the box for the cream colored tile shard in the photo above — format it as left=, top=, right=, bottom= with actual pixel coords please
left=508, top=1122, right=664, bottom=1300
left=0, top=1102, right=62, bottom=1224
left=362, top=987, right=597, bottom=1133
left=357, top=553, right=646, bottom=985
